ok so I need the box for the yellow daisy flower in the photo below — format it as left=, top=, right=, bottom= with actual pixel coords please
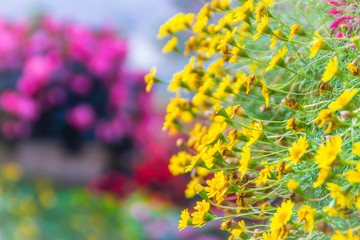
left=266, top=46, right=288, bottom=72
left=285, top=136, right=308, bottom=168
left=178, top=209, right=191, bottom=230
left=321, top=56, right=338, bottom=83
left=144, top=67, right=157, bottom=92
left=253, top=15, right=270, bottom=41
left=328, top=88, right=358, bottom=112
left=309, top=31, right=325, bottom=58
left=347, top=62, right=360, bottom=76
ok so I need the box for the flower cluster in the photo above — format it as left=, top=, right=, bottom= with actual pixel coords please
left=0, top=16, right=147, bottom=148
left=327, top=0, right=360, bottom=38
left=149, top=0, right=360, bottom=239
left=0, top=16, right=188, bottom=202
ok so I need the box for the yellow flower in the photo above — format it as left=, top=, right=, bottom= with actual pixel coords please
left=285, top=136, right=308, bottom=168
left=323, top=206, right=338, bottom=217
left=205, top=171, right=229, bottom=204
left=254, top=4, right=266, bottom=23
left=158, top=13, right=195, bottom=38
left=178, top=209, right=191, bottom=231
left=228, top=221, right=245, bottom=240
left=297, top=205, right=316, bottom=233
left=315, top=135, right=342, bottom=169
left=211, top=0, right=231, bottom=10
left=352, top=142, right=360, bottom=156
left=255, top=162, right=274, bottom=186
left=331, top=229, right=360, bottom=240
left=239, top=146, right=251, bottom=179
left=270, top=29, right=282, bottom=49
left=162, top=37, right=178, bottom=53
left=328, top=88, right=359, bottom=112
left=253, top=15, right=270, bottom=41
left=321, top=56, right=338, bottom=83
left=266, top=46, right=288, bottom=72
left=260, top=77, right=269, bottom=107
left=313, top=135, right=342, bottom=187
left=286, top=118, right=304, bottom=132
left=218, top=27, right=238, bottom=49
left=144, top=67, right=157, bottom=92
left=356, top=197, right=360, bottom=210
left=202, top=140, right=223, bottom=168
left=327, top=183, right=342, bottom=198
left=270, top=200, right=293, bottom=233
left=313, top=168, right=330, bottom=188
left=287, top=24, right=301, bottom=41
left=347, top=62, right=360, bottom=76
left=346, top=163, right=360, bottom=183
left=242, top=120, right=263, bottom=146
left=168, top=151, right=192, bottom=176
left=287, top=180, right=298, bottom=192
left=234, top=0, right=254, bottom=23
left=214, top=75, right=232, bottom=98
left=229, top=45, right=246, bottom=63
left=193, top=15, right=208, bottom=33
left=185, top=178, right=201, bottom=198
left=1, top=162, right=22, bottom=182
left=191, top=200, right=211, bottom=227
left=309, top=31, right=324, bottom=58
left=312, top=109, right=335, bottom=128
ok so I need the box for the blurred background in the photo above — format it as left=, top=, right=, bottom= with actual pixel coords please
left=0, top=0, right=226, bottom=239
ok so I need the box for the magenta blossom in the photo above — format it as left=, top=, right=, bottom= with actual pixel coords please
left=66, top=104, right=96, bottom=131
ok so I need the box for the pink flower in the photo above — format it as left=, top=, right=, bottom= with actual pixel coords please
left=66, top=104, right=96, bottom=131
left=69, top=74, right=93, bottom=96
left=17, top=55, right=59, bottom=95
left=1, top=120, right=31, bottom=140
left=328, top=8, right=345, bottom=15
left=0, top=90, right=40, bottom=121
